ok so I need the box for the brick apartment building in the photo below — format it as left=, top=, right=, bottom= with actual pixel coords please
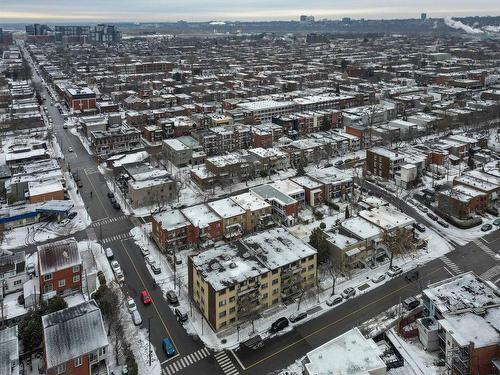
left=63, top=87, right=96, bottom=111
left=366, top=146, right=405, bottom=180
left=38, top=238, right=82, bottom=298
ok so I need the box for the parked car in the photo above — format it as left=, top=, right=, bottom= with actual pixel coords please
left=144, top=255, right=154, bottom=266
left=427, top=212, right=438, bottom=221
left=77, top=180, right=83, bottom=188
left=68, top=147, right=73, bottom=152
left=140, top=247, right=150, bottom=257
left=387, top=266, right=403, bottom=277
left=110, top=260, right=121, bottom=274
left=162, top=338, right=176, bottom=357
left=131, top=310, right=142, bottom=326
left=105, top=247, right=114, bottom=260
left=68, top=212, right=77, bottom=220
left=166, top=290, right=179, bottom=305
left=150, top=262, right=161, bottom=275
left=437, top=220, right=449, bottom=228
left=334, top=160, right=344, bottom=167
left=403, top=297, right=420, bottom=311
left=141, top=290, right=152, bottom=305
left=371, top=274, right=386, bottom=284
left=405, top=269, right=419, bottom=282
left=107, top=192, right=115, bottom=198
left=63, top=124, right=68, bottom=129
left=481, top=223, right=493, bottom=232
left=26, top=263, right=36, bottom=275
left=326, top=295, right=343, bottom=306
left=112, top=202, right=121, bottom=210
left=110, top=198, right=117, bottom=204
left=270, top=317, right=289, bottom=333
left=174, top=307, right=188, bottom=323
left=59, top=218, right=71, bottom=226
left=412, top=223, right=426, bottom=233
left=418, top=205, right=428, bottom=213
left=494, top=218, right=500, bottom=226
left=341, top=287, right=356, bottom=299
left=126, top=297, right=137, bottom=313
left=289, top=311, right=307, bottom=323
left=115, top=269, right=124, bottom=283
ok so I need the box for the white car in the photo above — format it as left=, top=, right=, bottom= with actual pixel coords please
left=68, top=147, right=73, bottom=152
left=144, top=255, right=154, bottom=266
left=115, top=269, right=124, bottom=283
left=126, top=297, right=137, bottom=313
left=110, top=260, right=121, bottom=274
left=387, top=266, right=403, bottom=277
left=105, top=247, right=114, bottom=260
left=131, top=310, right=142, bottom=326
left=371, top=274, right=386, bottom=283
left=140, top=247, right=150, bottom=257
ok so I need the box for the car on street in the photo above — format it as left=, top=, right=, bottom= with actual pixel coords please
left=63, top=124, right=68, bottom=129
left=112, top=202, right=121, bottom=210
left=387, top=266, right=403, bottom=277
left=162, top=338, right=176, bottom=357
left=326, top=295, right=343, bottom=306
left=131, top=310, right=142, bottom=326
left=405, top=269, right=419, bottom=282
left=494, top=218, right=500, bottom=226
left=144, top=255, right=154, bottom=266
left=115, top=269, right=124, bottom=283
left=140, top=290, right=152, bottom=305
left=126, top=297, right=137, bottom=313
left=68, top=212, right=77, bottom=220
left=110, top=260, right=121, bottom=274
left=403, top=296, right=420, bottom=311
left=174, top=307, right=188, bottom=323
left=140, top=247, right=150, bottom=257
left=412, top=223, right=426, bottom=233
left=418, top=205, right=428, bottom=213
left=110, top=197, right=117, bottom=204
left=105, top=247, right=114, bottom=260
left=166, top=290, right=179, bottom=305
left=481, top=223, right=493, bottom=232
left=270, top=317, right=289, bottom=333
left=341, top=287, right=356, bottom=299
left=371, top=274, right=386, bottom=283
left=289, top=311, right=307, bottom=323
left=59, top=218, right=71, bottom=226
left=427, top=212, right=438, bottom=221
left=77, top=180, right=83, bottom=188
left=437, top=219, right=449, bottom=228
left=150, top=262, right=161, bottom=275
left=334, top=160, right=344, bottom=167
left=107, top=192, right=115, bottom=198
left=68, top=147, right=73, bottom=152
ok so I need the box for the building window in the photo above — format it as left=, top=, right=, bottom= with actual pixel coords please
left=272, top=279, right=278, bottom=285
left=73, top=275, right=80, bottom=283
left=72, top=265, right=80, bottom=273
left=56, top=364, right=66, bottom=374
left=58, top=279, right=66, bottom=288
left=272, top=298, right=279, bottom=304
left=219, top=289, right=226, bottom=296
left=229, top=307, right=235, bottom=313
left=272, top=288, right=279, bottom=295
left=44, top=273, right=53, bottom=281
left=219, top=300, right=226, bottom=307
left=261, top=283, right=268, bottom=289
left=229, top=296, right=235, bottom=303
left=74, top=356, right=82, bottom=367
left=272, top=269, right=278, bottom=275
left=262, top=293, right=268, bottom=299
left=308, top=265, right=314, bottom=270
left=219, top=311, right=226, bottom=318
left=14, top=279, right=22, bottom=286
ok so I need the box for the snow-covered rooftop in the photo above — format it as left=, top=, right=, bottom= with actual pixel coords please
left=181, top=203, right=221, bottom=228
left=208, top=198, right=246, bottom=219
left=341, top=216, right=382, bottom=240
left=425, top=272, right=500, bottom=314
left=304, top=327, right=386, bottom=375
left=359, top=206, right=414, bottom=231
left=231, top=192, right=270, bottom=212
left=153, top=209, right=190, bottom=231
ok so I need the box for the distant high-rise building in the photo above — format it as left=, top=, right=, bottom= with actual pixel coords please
left=421, top=13, right=427, bottom=21
left=300, top=15, right=315, bottom=23
left=25, top=24, right=52, bottom=36
left=342, top=17, right=352, bottom=23
left=54, top=24, right=121, bottom=43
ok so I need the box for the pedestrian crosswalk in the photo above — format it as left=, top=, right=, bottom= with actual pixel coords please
left=91, top=215, right=128, bottom=228
left=162, top=347, right=210, bottom=375
left=440, top=255, right=461, bottom=275
left=474, top=238, right=497, bottom=259
left=214, top=351, right=239, bottom=375
left=101, top=232, right=131, bottom=244
left=481, top=265, right=500, bottom=281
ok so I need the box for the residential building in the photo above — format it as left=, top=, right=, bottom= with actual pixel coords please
left=250, top=184, right=298, bottom=226
left=207, top=198, right=246, bottom=239
left=188, top=228, right=317, bottom=331
left=42, top=301, right=108, bottom=375
left=366, top=146, right=405, bottom=180
left=0, top=252, right=27, bottom=296
left=230, top=192, right=273, bottom=232
left=38, top=238, right=82, bottom=298
left=151, top=209, right=197, bottom=251
left=0, top=326, right=19, bottom=375
left=90, top=125, right=142, bottom=157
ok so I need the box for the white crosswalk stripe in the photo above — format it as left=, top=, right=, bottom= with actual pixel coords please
left=91, top=215, right=128, bottom=227
left=474, top=239, right=497, bottom=259
left=440, top=255, right=461, bottom=274
left=162, top=347, right=212, bottom=374
left=214, top=351, right=239, bottom=375
left=101, top=232, right=131, bottom=244
left=481, top=265, right=500, bottom=281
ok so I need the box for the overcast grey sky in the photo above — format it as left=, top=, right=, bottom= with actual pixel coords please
left=1, top=0, right=499, bottom=22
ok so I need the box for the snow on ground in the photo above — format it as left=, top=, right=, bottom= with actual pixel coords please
left=129, top=214, right=452, bottom=351
left=69, top=125, right=94, bottom=155
left=97, top=164, right=133, bottom=216
left=1, top=171, right=91, bottom=250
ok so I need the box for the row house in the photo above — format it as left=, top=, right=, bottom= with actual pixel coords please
left=366, top=146, right=405, bottom=180
left=89, top=124, right=142, bottom=157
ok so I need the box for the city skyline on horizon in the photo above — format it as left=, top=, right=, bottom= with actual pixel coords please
left=1, top=0, right=500, bottom=23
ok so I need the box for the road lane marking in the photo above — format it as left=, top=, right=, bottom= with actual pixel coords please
left=84, top=170, right=111, bottom=217
left=242, top=266, right=444, bottom=370
left=118, top=239, right=181, bottom=356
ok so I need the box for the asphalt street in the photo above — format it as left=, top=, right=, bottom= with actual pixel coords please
left=20, top=46, right=500, bottom=375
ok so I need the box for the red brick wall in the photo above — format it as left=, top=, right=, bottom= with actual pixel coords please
left=470, top=344, right=500, bottom=375
left=345, top=126, right=364, bottom=139
left=285, top=202, right=298, bottom=217
left=46, top=353, right=90, bottom=375
left=40, top=265, right=82, bottom=295
left=71, top=98, right=96, bottom=111
left=208, top=220, right=224, bottom=240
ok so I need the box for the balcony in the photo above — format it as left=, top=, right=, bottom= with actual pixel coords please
left=90, top=359, right=109, bottom=375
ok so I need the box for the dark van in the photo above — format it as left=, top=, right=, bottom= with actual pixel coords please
left=270, top=317, right=289, bottom=333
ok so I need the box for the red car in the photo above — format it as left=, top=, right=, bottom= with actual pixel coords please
left=141, top=290, right=152, bottom=305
